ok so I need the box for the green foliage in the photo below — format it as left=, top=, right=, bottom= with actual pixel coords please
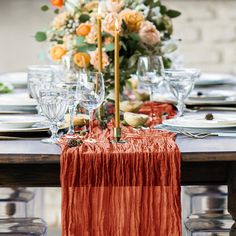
left=54, top=9, right=60, bottom=14
left=35, top=32, right=47, bottom=42
left=41, top=5, right=49, bottom=12
left=76, top=36, right=85, bottom=45
left=128, top=33, right=140, bottom=41
left=166, top=10, right=181, bottom=18
left=105, top=43, right=115, bottom=52
left=79, top=14, right=90, bottom=23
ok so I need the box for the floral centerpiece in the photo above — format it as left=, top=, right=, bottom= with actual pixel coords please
left=35, top=0, right=180, bottom=93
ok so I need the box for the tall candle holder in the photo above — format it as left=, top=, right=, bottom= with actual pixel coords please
left=113, top=18, right=125, bottom=143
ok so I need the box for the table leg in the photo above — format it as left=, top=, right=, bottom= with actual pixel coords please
left=228, top=163, right=236, bottom=236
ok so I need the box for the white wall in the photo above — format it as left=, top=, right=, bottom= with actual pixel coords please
left=0, top=0, right=52, bottom=73
left=1, top=0, right=236, bottom=74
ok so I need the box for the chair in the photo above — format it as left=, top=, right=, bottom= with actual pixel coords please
left=0, top=217, right=47, bottom=235
left=184, top=186, right=233, bottom=235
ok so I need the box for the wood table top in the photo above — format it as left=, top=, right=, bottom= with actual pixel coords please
left=0, top=134, right=235, bottom=164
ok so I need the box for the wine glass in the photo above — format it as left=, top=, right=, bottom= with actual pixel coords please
left=164, top=68, right=200, bottom=117
left=27, top=65, right=54, bottom=114
left=57, top=69, right=79, bottom=135
left=38, top=88, right=68, bottom=143
left=137, top=56, right=164, bottom=101
left=76, top=72, right=105, bottom=142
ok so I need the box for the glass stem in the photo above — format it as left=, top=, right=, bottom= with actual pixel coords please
left=88, top=110, right=94, bottom=136
left=50, top=122, right=59, bottom=141
left=67, top=104, right=75, bottom=134
left=149, top=86, right=154, bottom=101
left=177, top=98, right=185, bottom=117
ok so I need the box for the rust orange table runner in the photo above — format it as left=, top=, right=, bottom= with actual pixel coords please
left=60, top=102, right=182, bottom=236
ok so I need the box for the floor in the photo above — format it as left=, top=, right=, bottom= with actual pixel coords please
left=48, top=227, right=61, bottom=235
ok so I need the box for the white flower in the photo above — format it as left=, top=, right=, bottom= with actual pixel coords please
left=65, top=0, right=81, bottom=12
left=135, top=4, right=150, bottom=18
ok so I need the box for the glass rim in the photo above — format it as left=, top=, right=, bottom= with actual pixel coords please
left=27, top=65, right=53, bottom=71
left=164, top=68, right=201, bottom=73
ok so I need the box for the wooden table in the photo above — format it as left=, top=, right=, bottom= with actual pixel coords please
left=1, top=86, right=236, bottom=233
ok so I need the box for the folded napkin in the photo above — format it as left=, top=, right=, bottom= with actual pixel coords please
left=60, top=102, right=181, bottom=236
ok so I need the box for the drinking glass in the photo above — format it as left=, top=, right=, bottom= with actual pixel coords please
left=57, top=69, right=79, bottom=135
left=27, top=65, right=54, bottom=114
left=164, top=68, right=200, bottom=116
left=137, top=56, right=164, bottom=100
left=76, top=72, right=105, bottom=142
left=38, top=88, right=68, bottom=143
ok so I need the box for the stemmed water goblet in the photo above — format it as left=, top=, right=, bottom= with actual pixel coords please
left=27, top=65, right=54, bottom=115
left=137, top=56, right=164, bottom=123
left=57, top=69, right=79, bottom=135
left=164, top=68, right=200, bottom=117
left=137, top=56, right=164, bottom=101
left=76, top=71, right=105, bottom=142
left=38, top=88, right=69, bottom=144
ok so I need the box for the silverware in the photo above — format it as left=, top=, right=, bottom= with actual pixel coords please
left=192, top=106, right=236, bottom=111
left=177, top=129, right=236, bottom=139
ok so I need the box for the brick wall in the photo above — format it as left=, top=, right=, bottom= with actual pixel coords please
left=166, top=0, right=236, bottom=73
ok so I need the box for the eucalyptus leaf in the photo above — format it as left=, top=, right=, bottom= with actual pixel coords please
left=160, top=5, right=167, bottom=14
left=105, top=43, right=115, bottom=52
left=76, top=36, right=85, bottom=46
left=120, top=41, right=127, bottom=51
left=129, top=33, right=140, bottom=41
left=41, top=5, right=49, bottom=11
left=79, top=14, right=90, bottom=23
left=54, top=9, right=60, bottom=14
left=166, top=10, right=181, bottom=18
left=77, top=45, right=88, bottom=52
left=35, top=32, right=47, bottom=42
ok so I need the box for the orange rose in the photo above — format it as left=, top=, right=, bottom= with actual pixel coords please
left=76, top=23, right=91, bottom=36
left=120, top=9, right=144, bottom=32
left=73, top=52, right=90, bottom=68
left=50, top=45, right=67, bottom=61
left=50, top=0, right=64, bottom=8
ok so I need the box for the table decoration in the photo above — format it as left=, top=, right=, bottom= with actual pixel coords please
left=36, top=0, right=180, bottom=94
left=60, top=102, right=181, bottom=235
left=164, top=68, right=200, bottom=117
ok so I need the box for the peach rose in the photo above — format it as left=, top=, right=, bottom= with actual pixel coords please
left=103, top=13, right=122, bottom=36
left=52, top=11, right=70, bottom=30
left=139, top=21, right=160, bottom=46
left=106, top=0, right=124, bottom=13
left=120, top=9, right=144, bottom=32
left=50, top=45, right=67, bottom=61
left=50, top=0, right=64, bottom=8
left=73, top=52, right=91, bottom=68
left=85, top=25, right=98, bottom=44
left=90, top=49, right=109, bottom=70
left=76, top=23, right=91, bottom=36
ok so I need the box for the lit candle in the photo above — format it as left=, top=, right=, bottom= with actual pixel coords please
left=97, top=2, right=103, bottom=73
left=114, top=19, right=120, bottom=129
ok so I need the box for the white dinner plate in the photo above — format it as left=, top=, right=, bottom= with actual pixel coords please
left=189, top=90, right=236, bottom=101
left=0, top=123, right=68, bottom=133
left=163, top=114, right=236, bottom=129
left=0, top=93, right=37, bottom=112
left=195, top=73, right=235, bottom=86
left=0, top=115, right=45, bottom=129
left=0, top=72, right=27, bottom=88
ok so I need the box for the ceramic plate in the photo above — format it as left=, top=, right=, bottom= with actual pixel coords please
left=189, top=90, right=236, bottom=100
left=195, top=73, right=235, bottom=86
left=163, top=114, right=236, bottom=129
left=0, top=115, right=45, bottom=129
left=0, top=72, right=27, bottom=88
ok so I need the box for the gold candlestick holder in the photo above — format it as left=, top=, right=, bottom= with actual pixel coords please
left=112, top=127, right=126, bottom=143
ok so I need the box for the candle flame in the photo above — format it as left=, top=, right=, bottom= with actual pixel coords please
left=98, top=2, right=102, bottom=16
left=115, top=18, right=119, bottom=31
